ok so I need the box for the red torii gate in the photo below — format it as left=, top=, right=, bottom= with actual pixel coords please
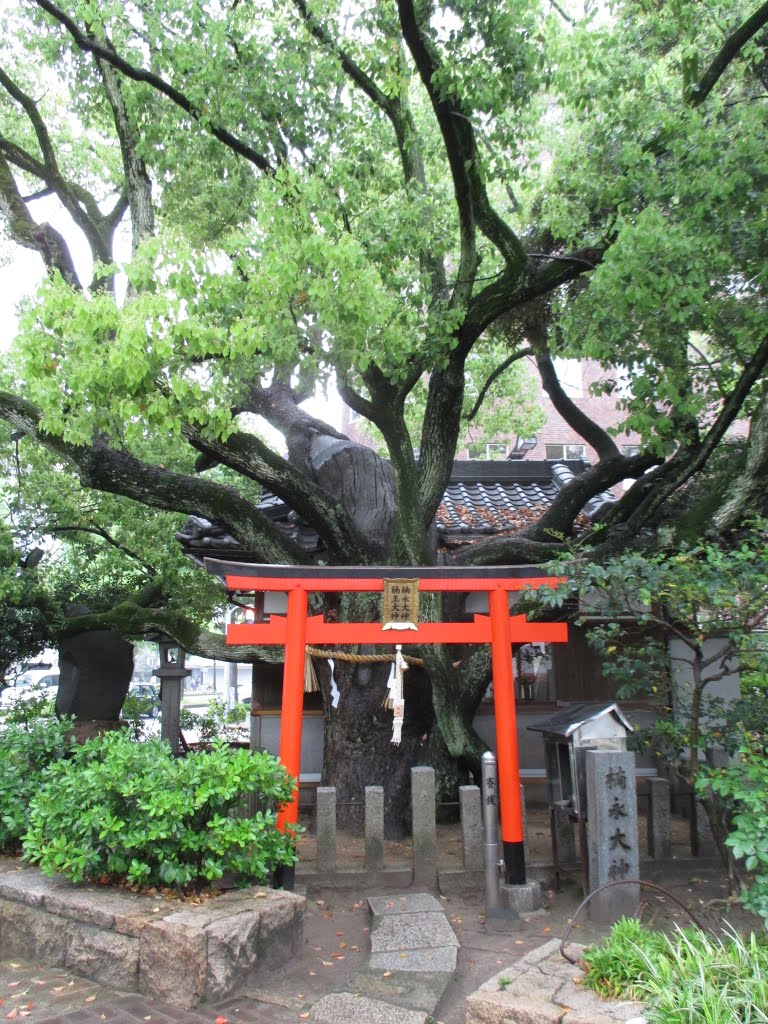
left=206, top=561, right=567, bottom=886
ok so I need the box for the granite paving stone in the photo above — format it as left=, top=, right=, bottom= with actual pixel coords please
left=370, top=910, right=458, bottom=951
left=310, top=991, right=427, bottom=1024
left=368, top=946, right=458, bottom=973
left=367, top=893, right=443, bottom=916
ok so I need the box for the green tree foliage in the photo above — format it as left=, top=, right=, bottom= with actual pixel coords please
left=0, top=1, right=767, bottom=813
left=540, top=520, right=768, bottom=886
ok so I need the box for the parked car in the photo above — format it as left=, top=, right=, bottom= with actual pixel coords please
left=123, top=683, right=161, bottom=718
left=0, top=671, right=59, bottom=709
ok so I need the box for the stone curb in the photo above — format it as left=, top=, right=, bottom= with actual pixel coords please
left=309, top=893, right=457, bottom=1024
left=0, top=864, right=305, bottom=1009
left=466, top=939, right=647, bottom=1024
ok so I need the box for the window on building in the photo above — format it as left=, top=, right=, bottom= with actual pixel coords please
left=622, top=444, right=640, bottom=457
left=545, top=443, right=586, bottom=460
left=485, top=443, right=508, bottom=459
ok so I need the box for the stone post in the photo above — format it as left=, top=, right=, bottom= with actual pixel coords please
left=693, top=800, right=716, bottom=857
left=365, top=786, right=384, bottom=872
left=459, top=785, right=483, bottom=872
left=411, top=766, right=437, bottom=887
left=585, top=750, right=639, bottom=925
left=553, top=803, right=578, bottom=865
left=316, top=787, right=337, bottom=874
left=647, top=778, right=672, bottom=859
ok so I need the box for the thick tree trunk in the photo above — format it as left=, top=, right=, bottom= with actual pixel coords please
left=319, top=653, right=481, bottom=837
left=320, top=658, right=435, bottom=836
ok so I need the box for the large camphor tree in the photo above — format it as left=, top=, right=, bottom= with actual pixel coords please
left=1, top=0, right=767, bottom=823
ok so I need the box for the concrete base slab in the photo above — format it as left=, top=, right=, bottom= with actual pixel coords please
left=500, top=880, right=542, bottom=913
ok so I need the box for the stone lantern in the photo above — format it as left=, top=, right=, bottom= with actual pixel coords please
left=155, top=640, right=189, bottom=754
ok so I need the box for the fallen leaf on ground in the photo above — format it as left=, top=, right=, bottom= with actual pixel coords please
left=335, top=931, right=344, bottom=936
left=6, top=1009, right=19, bottom=1020
left=308, top=971, right=316, bottom=976
left=6, top=985, right=19, bottom=990
left=299, top=1013, right=310, bottom=1020
left=315, top=900, right=325, bottom=906
left=214, top=1016, right=229, bottom=1024
left=382, top=971, right=392, bottom=978
left=321, top=960, right=334, bottom=967
left=85, top=995, right=96, bottom=1003
left=350, top=945, right=359, bottom=952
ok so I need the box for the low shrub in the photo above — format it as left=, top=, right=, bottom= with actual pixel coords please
left=707, top=737, right=768, bottom=925
left=0, top=716, right=75, bottom=853
left=180, top=697, right=250, bottom=744
left=23, top=730, right=298, bottom=889
left=583, top=920, right=768, bottom=1023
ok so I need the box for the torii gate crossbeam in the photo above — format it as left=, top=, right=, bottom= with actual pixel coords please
left=206, top=561, right=567, bottom=887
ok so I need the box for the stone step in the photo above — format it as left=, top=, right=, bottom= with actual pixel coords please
left=310, top=991, right=428, bottom=1024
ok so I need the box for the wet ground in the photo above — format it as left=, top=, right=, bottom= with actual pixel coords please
left=0, top=807, right=760, bottom=1024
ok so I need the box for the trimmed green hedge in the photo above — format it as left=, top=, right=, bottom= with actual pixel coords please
left=0, top=716, right=75, bottom=853
left=23, top=730, right=298, bottom=889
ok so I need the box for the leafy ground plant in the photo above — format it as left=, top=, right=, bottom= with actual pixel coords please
left=0, top=715, right=75, bottom=853
left=581, top=917, right=672, bottom=999
left=23, top=730, right=298, bottom=889
left=583, top=921, right=768, bottom=1023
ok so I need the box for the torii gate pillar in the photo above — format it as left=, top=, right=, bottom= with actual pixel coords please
left=489, top=587, right=527, bottom=882
left=208, top=562, right=567, bottom=887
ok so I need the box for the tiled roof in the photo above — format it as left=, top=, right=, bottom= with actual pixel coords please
left=176, top=459, right=614, bottom=559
